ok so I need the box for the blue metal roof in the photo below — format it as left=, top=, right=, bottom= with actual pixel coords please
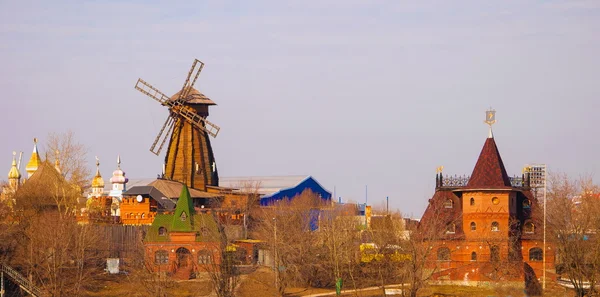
left=260, top=176, right=331, bottom=206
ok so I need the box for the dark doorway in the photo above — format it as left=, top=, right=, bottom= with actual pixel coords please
left=176, top=247, right=191, bottom=268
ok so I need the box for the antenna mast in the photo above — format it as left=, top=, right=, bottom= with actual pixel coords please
left=17, top=151, right=23, bottom=171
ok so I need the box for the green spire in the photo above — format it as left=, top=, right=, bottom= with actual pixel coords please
left=171, top=184, right=195, bottom=231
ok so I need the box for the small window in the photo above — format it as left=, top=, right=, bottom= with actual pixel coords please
left=529, top=248, right=543, bottom=261
left=492, top=197, right=500, bottom=205
left=437, top=247, right=450, bottom=261
left=446, top=223, right=456, bottom=234
left=198, top=250, right=213, bottom=264
left=491, top=221, right=500, bottom=232
left=141, top=213, right=145, bottom=219
left=470, top=197, right=475, bottom=206
left=155, top=250, right=169, bottom=264
left=180, top=212, right=187, bottom=221
left=470, top=222, right=476, bottom=231
left=158, top=227, right=167, bottom=236
left=523, top=199, right=531, bottom=209
left=524, top=221, right=535, bottom=234
left=444, top=199, right=453, bottom=209
left=200, top=227, right=209, bottom=237
left=471, top=251, right=477, bottom=261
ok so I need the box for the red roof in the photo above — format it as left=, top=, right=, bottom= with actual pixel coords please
left=466, top=137, right=512, bottom=189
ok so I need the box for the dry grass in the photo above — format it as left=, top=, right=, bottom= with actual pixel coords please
left=83, top=273, right=213, bottom=297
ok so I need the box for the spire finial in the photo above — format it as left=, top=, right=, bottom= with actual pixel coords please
left=96, top=156, right=100, bottom=167
left=117, top=154, right=121, bottom=169
left=54, top=150, right=61, bottom=174
left=32, top=138, right=39, bottom=153
left=484, top=108, right=496, bottom=138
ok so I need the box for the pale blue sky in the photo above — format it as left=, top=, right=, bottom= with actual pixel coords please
left=1, top=0, right=599, bottom=217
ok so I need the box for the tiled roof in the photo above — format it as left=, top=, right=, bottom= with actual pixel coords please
left=119, top=178, right=222, bottom=199
left=466, top=137, right=512, bottom=189
left=148, top=179, right=222, bottom=199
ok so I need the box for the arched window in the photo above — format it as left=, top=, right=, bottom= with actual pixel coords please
left=154, top=250, right=169, bottom=264
left=529, top=248, right=543, bottom=261
left=490, top=245, right=500, bottom=262
left=446, top=223, right=456, bottom=234
left=470, top=197, right=475, bottom=206
left=200, top=227, right=209, bottom=237
left=141, top=213, right=146, bottom=219
left=198, top=250, right=213, bottom=264
left=524, top=221, right=535, bottom=234
left=523, top=199, right=531, bottom=209
left=491, top=221, right=500, bottom=232
left=492, top=197, right=500, bottom=205
left=470, top=222, right=476, bottom=231
left=158, top=227, right=167, bottom=236
left=444, top=199, right=453, bottom=209
left=437, top=247, right=450, bottom=261
left=471, top=251, right=477, bottom=261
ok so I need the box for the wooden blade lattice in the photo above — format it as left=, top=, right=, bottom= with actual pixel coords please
left=150, top=115, right=175, bottom=156
left=177, top=59, right=205, bottom=102
left=135, top=78, right=220, bottom=138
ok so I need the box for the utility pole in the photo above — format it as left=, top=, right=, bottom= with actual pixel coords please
left=386, top=196, right=389, bottom=214
left=543, top=165, right=547, bottom=290
left=273, top=217, right=278, bottom=292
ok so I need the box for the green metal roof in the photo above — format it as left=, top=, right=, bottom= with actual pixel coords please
left=144, top=185, right=221, bottom=243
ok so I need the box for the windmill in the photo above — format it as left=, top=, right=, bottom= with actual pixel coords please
left=135, top=59, right=220, bottom=191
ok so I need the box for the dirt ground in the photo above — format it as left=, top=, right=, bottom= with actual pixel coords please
left=84, top=268, right=574, bottom=297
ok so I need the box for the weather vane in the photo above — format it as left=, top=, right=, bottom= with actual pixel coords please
left=484, top=107, right=496, bottom=138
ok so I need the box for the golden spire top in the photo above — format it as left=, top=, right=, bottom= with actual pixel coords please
left=8, top=151, right=21, bottom=180
left=26, top=137, right=42, bottom=178
left=91, top=156, right=105, bottom=188
left=484, top=108, right=496, bottom=138
left=436, top=166, right=444, bottom=174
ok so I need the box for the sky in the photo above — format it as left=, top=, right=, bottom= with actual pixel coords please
left=1, top=0, right=599, bottom=217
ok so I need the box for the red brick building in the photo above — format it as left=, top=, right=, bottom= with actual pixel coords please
left=420, top=133, right=554, bottom=284
left=144, top=185, right=221, bottom=280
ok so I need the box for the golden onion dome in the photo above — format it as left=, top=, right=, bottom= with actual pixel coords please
left=8, top=151, right=21, bottom=179
left=91, top=157, right=105, bottom=188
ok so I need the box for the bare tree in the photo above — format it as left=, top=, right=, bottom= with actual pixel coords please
left=254, top=190, right=328, bottom=296
left=127, top=236, right=176, bottom=297
left=404, top=195, right=460, bottom=297
left=10, top=156, right=105, bottom=296
left=547, top=173, right=600, bottom=297
left=45, top=130, right=90, bottom=190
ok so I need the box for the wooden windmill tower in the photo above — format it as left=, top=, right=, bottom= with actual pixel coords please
left=135, top=59, right=220, bottom=191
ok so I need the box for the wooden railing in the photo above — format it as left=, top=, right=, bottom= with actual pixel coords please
left=1, top=263, right=45, bottom=297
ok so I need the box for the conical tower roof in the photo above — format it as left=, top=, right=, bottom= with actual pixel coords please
left=26, top=138, right=42, bottom=176
left=466, top=136, right=512, bottom=189
left=171, top=184, right=196, bottom=231
left=170, top=86, right=216, bottom=105
left=8, top=151, right=21, bottom=179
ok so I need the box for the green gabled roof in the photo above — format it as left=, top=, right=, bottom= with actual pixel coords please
left=144, top=212, right=221, bottom=243
left=171, top=185, right=195, bottom=231
left=144, top=185, right=222, bottom=243
left=145, top=214, right=173, bottom=242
